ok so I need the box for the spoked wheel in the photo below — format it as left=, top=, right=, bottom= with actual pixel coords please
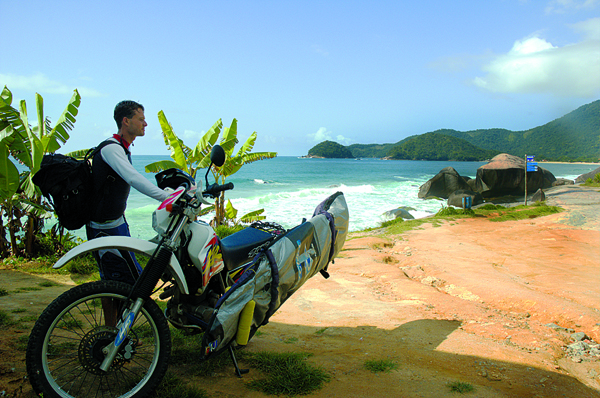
left=26, top=280, right=171, bottom=398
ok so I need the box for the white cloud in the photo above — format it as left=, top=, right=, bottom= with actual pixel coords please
left=183, top=129, right=202, bottom=143
left=0, top=73, right=103, bottom=97
left=473, top=18, right=600, bottom=97
left=545, top=0, right=599, bottom=14
left=570, top=16, right=600, bottom=39
left=307, top=127, right=352, bottom=145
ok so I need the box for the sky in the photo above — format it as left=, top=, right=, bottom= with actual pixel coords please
left=1, top=0, right=599, bottom=156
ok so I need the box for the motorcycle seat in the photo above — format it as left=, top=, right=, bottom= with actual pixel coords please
left=220, top=227, right=275, bottom=271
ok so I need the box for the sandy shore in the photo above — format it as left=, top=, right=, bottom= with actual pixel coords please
left=1, top=184, right=599, bottom=397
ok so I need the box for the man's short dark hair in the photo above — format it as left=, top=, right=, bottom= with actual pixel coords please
left=114, top=100, right=144, bottom=129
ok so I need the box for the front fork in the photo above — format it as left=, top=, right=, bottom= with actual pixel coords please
left=100, top=297, right=145, bottom=371
left=100, top=212, right=190, bottom=372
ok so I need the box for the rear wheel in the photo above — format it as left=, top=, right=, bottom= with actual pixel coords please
left=26, top=280, right=171, bottom=398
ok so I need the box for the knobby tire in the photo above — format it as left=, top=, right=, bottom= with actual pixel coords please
left=26, top=280, right=171, bottom=398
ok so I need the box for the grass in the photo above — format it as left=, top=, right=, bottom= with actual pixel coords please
left=364, top=359, right=398, bottom=373
left=448, top=381, right=475, bottom=393
left=377, top=202, right=562, bottom=236
left=0, top=287, right=8, bottom=297
left=15, top=286, right=42, bottom=293
left=581, top=173, right=600, bottom=187
left=0, top=310, right=11, bottom=327
left=245, top=351, right=330, bottom=396
left=153, top=372, right=209, bottom=398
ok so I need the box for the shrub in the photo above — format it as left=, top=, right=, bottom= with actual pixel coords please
left=364, top=359, right=398, bottom=373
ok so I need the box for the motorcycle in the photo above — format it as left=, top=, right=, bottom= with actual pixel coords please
left=26, top=145, right=349, bottom=398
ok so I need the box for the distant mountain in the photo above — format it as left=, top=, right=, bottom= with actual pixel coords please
left=307, top=140, right=354, bottom=158
left=386, top=132, right=499, bottom=161
left=340, top=100, right=600, bottom=162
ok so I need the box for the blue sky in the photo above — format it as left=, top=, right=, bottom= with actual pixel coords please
left=2, top=0, right=599, bottom=156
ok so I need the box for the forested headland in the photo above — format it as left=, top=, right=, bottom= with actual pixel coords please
left=310, top=99, right=599, bottom=162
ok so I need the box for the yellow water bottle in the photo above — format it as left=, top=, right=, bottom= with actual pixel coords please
left=236, top=300, right=255, bottom=345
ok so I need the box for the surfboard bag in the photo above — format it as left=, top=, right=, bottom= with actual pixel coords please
left=201, top=191, right=349, bottom=358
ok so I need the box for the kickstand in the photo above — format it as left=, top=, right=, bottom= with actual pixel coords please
left=229, top=346, right=249, bottom=378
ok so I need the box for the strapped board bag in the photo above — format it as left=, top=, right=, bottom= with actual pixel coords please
left=32, top=140, right=127, bottom=230
left=201, top=191, right=349, bottom=359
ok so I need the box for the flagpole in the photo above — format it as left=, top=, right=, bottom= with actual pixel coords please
left=524, top=154, right=528, bottom=206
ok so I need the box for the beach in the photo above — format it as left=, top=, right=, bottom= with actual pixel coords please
left=1, top=184, right=599, bottom=397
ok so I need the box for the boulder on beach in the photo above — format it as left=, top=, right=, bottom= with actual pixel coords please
left=418, top=167, right=471, bottom=199
left=475, top=153, right=556, bottom=198
left=575, top=166, right=600, bottom=183
left=447, top=190, right=484, bottom=208
left=531, top=188, right=546, bottom=203
left=383, top=206, right=415, bottom=220
left=552, top=178, right=575, bottom=186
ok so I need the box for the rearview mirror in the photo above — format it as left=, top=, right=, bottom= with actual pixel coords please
left=210, top=145, right=226, bottom=167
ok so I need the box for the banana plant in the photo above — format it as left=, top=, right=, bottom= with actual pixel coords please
left=206, top=119, right=277, bottom=225
left=145, top=111, right=222, bottom=178
left=0, top=86, right=81, bottom=257
left=146, top=113, right=277, bottom=226
left=224, top=200, right=266, bottom=225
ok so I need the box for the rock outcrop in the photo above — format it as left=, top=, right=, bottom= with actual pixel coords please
left=418, top=167, right=471, bottom=199
left=475, top=154, right=555, bottom=198
left=575, top=166, right=600, bottom=183
left=383, top=207, right=415, bottom=220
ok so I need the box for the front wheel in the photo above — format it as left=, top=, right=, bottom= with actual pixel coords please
left=26, top=280, right=171, bottom=398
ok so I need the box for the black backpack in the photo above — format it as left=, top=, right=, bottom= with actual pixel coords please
left=32, top=141, right=123, bottom=230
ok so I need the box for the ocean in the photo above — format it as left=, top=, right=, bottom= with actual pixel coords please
left=116, top=156, right=595, bottom=241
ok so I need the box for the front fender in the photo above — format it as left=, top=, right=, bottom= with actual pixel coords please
left=55, top=237, right=189, bottom=295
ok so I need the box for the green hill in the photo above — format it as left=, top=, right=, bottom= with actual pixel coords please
left=386, top=133, right=499, bottom=161
left=308, top=140, right=354, bottom=158
left=340, top=100, right=600, bottom=161
left=440, top=100, right=599, bottom=162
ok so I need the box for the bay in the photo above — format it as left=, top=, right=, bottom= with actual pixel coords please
left=120, top=156, right=596, bottom=240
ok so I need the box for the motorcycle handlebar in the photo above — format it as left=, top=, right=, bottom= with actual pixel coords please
left=203, top=182, right=234, bottom=197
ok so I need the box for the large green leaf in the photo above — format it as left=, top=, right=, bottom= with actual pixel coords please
left=219, top=156, right=244, bottom=178
left=236, top=132, right=257, bottom=157
left=0, top=144, right=20, bottom=201
left=224, top=199, right=238, bottom=221
left=65, top=148, right=93, bottom=159
left=1, top=86, right=12, bottom=105
left=220, top=118, right=238, bottom=154
left=36, top=93, right=45, bottom=140
left=190, top=119, right=222, bottom=164
left=239, top=208, right=266, bottom=223
left=242, top=151, right=277, bottom=164
left=19, top=100, right=43, bottom=174
left=145, top=159, right=182, bottom=173
left=0, top=88, right=30, bottom=168
left=0, top=125, right=31, bottom=167
left=44, top=89, right=81, bottom=153
left=158, top=110, right=188, bottom=172
left=13, top=196, right=52, bottom=218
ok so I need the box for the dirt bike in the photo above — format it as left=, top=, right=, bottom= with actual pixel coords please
left=26, top=145, right=349, bottom=398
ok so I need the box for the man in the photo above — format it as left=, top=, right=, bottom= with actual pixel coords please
left=86, top=101, right=169, bottom=288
